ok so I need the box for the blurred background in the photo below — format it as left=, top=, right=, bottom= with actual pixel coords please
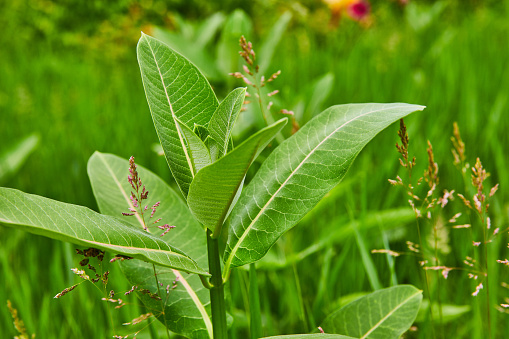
left=1, top=0, right=508, bottom=337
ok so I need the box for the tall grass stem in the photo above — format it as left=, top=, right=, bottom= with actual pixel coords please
left=249, top=263, right=262, bottom=339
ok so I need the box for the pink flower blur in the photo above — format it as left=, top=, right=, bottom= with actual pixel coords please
left=347, top=1, right=370, bottom=21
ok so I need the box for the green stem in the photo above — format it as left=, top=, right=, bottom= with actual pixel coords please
left=207, top=229, right=228, bottom=339
left=415, top=218, right=436, bottom=339
left=249, top=263, right=262, bottom=339
left=482, top=216, right=492, bottom=339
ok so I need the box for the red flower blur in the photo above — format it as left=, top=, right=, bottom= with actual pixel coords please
left=347, top=0, right=370, bottom=21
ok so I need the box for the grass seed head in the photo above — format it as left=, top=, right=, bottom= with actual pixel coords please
left=7, top=300, right=36, bottom=339
left=451, top=122, right=466, bottom=167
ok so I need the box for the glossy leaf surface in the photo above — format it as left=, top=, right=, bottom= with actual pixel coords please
left=208, top=87, right=246, bottom=158
left=224, top=103, right=425, bottom=270
left=0, top=187, right=207, bottom=275
left=176, top=118, right=212, bottom=174
left=187, top=118, right=287, bottom=235
left=321, top=285, right=422, bottom=339
left=137, top=33, right=218, bottom=197
left=87, top=152, right=212, bottom=339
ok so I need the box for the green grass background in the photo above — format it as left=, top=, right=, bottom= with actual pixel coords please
left=1, top=0, right=508, bottom=338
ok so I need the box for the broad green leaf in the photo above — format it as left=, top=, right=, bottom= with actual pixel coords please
left=137, top=32, right=218, bottom=198
left=193, top=124, right=210, bottom=141
left=224, top=103, right=425, bottom=270
left=205, top=136, right=220, bottom=163
left=208, top=87, right=246, bottom=158
left=87, top=152, right=212, bottom=339
left=187, top=118, right=287, bottom=236
left=0, top=187, right=208, bottom=276
left=120, top=260, right=212, bottom=339
left=262, top=335, right=355, bottom=339
left=321, top=285, right=422, bottom=339
left=176, top=118, right=212, bottom=174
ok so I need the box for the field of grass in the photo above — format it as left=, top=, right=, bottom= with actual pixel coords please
left=1, top=1, right=508, bottom=338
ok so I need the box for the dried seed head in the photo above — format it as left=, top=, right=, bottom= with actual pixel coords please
left=371, top=249, right=401, bottom=257
left=110, top=255, right=134, bottom=263
left=83, top=248, right=103, bottom=258
left=424, top=266, right=453, bottom=279
left=452, top=224, right=471, bottom=229
left=280, top=109, right=294, bottom=116
left=54, top=284, right=79, bottom=298
left=7, top=300, right=34, bottom=338
left=406, top=241, right=420, bottom=253
left=396, top=119, right=411, bottom=167
left=424, top=140, right=439, bottom=188
left=457, top=193, right=472, bottom=209
left=229, top=72, right=244, bottom=79
left=451, top=122, right=466, bottom=166
left=159, top=224, right=176, bottom=237
left=439, top=190, right=454, bottom=208
left=472, top=158, right=489, bottom=195
left=123, top=313, right=153, bottom=326
left=125, top=285, right=137, bottom=295
left=449, top=212, right=461, bottom=223
left=472, top=282, right=483, bottom=296
left=489, top=183, right=499, bottom=197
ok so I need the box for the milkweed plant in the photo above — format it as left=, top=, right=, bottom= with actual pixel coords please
left=0, top=33, right=426, bottom=339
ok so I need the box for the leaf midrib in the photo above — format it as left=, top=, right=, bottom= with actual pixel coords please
left=224, top=105, right=411, bottom=271
left=172, top=269, right=213, bottom=339
left=144, top=35, right=195, bottom=178
left=0, top=208, right=184, bottom=256
left=360, top=290, right=421, bottom=338
left=97, top=152, right=212, bottom=337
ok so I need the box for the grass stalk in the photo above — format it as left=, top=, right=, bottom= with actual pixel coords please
left=415, top=218, right=436, bottom=339
left=346, top=204, right=382, bottom=291
left=482, top=222, right=492, bottom=339
left=432, top=219, right=444, bottom=339
left=249, top=263, right=262, bottom=339
left=148, top=320, right=159, bottom=339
